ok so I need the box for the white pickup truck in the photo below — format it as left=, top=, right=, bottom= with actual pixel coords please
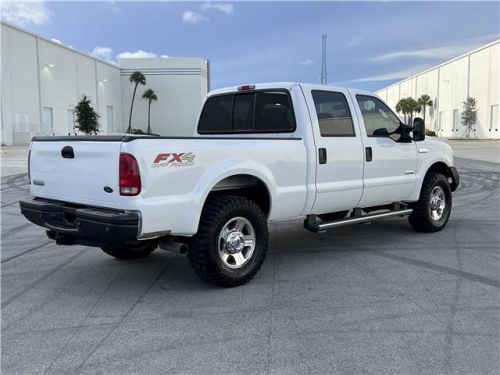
left=20, top=82, right=459, bottom=287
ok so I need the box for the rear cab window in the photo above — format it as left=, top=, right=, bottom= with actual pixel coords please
left=198, top=90, right=296, bottom=134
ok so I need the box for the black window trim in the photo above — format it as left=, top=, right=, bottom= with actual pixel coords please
left=355, top=94, right=405, bottom=140
left=311, top=89, right=357, bottom=138
left=233, top=92, right=255, bottom=132
left=197, top=89, right=297, bottom=135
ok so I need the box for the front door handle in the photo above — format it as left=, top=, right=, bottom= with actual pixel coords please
left=365, top=147, right=373, bottom=162
left=318, top=148, right=327, bottom=164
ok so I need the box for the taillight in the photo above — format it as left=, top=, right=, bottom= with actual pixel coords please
left=28, top=149, right=31, bottom=184
left=119, top=153, right=141, bottom=196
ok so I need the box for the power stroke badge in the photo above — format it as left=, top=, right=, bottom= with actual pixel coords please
left=152, top=152, right=196, bottom=167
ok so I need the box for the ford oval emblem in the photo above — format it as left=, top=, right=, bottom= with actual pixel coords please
left=103, top=186, right=113, bottom=193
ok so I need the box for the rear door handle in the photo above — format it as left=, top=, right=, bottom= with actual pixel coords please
left=318, top=148, right=327, bottom=164
left=365, top=147, right=372, bottom=162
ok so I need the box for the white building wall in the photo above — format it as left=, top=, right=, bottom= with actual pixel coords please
left=119, top=58, right=209, bottom=136
left=96, top=62, right=123, bottom=133
left=437, top=56, right=468, bottom=137
left=1, top=25, right=40, bottom=145
left=415, top=69, right=438, bottom=131
left=470, top=43, right=499, bottom=138
left=38, top=38, right=97, bottom=136
left=1, top=22, right=209, bottom=145
left=1, top=23, right=122, bottom=144
left=376, top=40, right=499, bottom=139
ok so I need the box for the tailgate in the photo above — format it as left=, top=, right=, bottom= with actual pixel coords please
left=29, top=138, right=123, bottom=208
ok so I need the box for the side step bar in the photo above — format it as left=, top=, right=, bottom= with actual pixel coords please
left=304, top=209, right=413, bottom=233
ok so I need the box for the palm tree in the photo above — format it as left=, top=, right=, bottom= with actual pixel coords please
left=396, top=97, right=421, bottom=125
left=396, top=98, right=407, bottom=124
left=417, top=94, right=433, bottom=122
left=407, top=97, right=421, bottom=125
left=142, top=89, right=158, bottom=134
left=126, top=71, right=146, bottom=133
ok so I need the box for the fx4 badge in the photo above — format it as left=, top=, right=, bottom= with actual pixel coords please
left=152, top=152, right=196, bottom=167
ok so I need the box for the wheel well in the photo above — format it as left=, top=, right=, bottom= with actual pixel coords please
left=205, top=175, right=271, bottom=217
left=426, top=162, right=457, bottom=190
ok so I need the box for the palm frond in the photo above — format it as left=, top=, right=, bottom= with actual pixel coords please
left=129, top=71, right=146, bottom=85
left=143, top=89, right=158, bottom=102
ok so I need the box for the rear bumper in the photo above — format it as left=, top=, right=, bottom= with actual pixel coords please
left=19, top=199, right=140, bottom=246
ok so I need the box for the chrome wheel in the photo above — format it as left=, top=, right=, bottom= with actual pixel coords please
left=429, top=186, right=446, bottom=220
left=218, top=216, right=256, bottom=269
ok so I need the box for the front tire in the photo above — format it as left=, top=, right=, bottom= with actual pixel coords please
left=188, top=195, right=268, bottom=287
left=101, top=240, right=158, bottom=260
left=409, top=172, right=452, bottom=232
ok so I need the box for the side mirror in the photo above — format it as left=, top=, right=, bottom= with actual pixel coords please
left=373, top=128, right=389, bottom=137
left=413, top=117, right=425, bottom=142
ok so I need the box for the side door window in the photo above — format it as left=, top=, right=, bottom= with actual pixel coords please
left=356, top=95, right=402, bottom=141
left=312, top=90, right=355, bottom=136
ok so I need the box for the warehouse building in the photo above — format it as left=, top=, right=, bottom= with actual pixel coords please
left=1, top=22, right=209, bottom=145
left=376, top=40, right=499, bottom=139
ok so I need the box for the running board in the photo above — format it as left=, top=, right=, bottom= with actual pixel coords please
left=304, top=209, right=413, bottom=233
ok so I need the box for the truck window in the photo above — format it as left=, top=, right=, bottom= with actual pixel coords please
left=198, top=95, right=234, bottom=133
left=311, top=90, right=355, bottom=137
left=254, top=92, right=295, bottom=132
left=198, top=90, right=295, bottom=134
left=356, top=95, right=401, bottom=139
left=233, top=93, right=254, bottom=131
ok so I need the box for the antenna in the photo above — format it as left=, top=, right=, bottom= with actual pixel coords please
left=321, top=34, right=327, bottom=85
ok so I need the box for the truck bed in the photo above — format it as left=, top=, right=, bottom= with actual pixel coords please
left=28, top=135, right=310, bottom=236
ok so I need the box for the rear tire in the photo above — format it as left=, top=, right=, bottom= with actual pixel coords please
left=188, top=195, right=268, bottom=287
left=101, top=240, right=158, bottom=260
left=409, top=172, right=452, bottom=232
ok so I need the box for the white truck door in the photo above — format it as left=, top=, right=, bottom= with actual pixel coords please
left=352, top=94, right=417, bottom=207
left=304, top=88, right=364, bottom=214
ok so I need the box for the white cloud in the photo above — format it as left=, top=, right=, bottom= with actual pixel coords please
left=351, top=65, right=432, bottom=83
left=182, top=10, right=208, bottom=23
left=117, top=50, right=157, bottom=59
left=299, top=59, right=314, bottom=66
left=1, top=1, right=51, bottom=27
left=370, top=37, right=498, bottom=63
left=160, top=55, right=169, bottom=58
left=201, top=2, right=234, bottom=14
left=91, top=47, right=160, bottom=64
left=90, top=46, right=115, bottom=63
left=50, top=38, right=61, bottom=44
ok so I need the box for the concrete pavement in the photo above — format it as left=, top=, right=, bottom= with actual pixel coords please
left=1, top=142, right=499, bottom=374
left=1, top=146, right=29, bottom=177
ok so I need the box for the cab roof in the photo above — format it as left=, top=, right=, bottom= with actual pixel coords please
left=207, top=82, right=377, bottom=98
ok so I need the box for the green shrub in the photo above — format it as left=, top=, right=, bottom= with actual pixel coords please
left=74, top=95, right=99, bottom=135
left=425, top=130, right=436, bottom=136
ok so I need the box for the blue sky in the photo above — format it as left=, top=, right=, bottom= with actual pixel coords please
left=3, top=1, right=499, bottom=91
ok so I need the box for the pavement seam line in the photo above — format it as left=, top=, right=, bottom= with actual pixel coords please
left=372, top=251, right=500, bottom=288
